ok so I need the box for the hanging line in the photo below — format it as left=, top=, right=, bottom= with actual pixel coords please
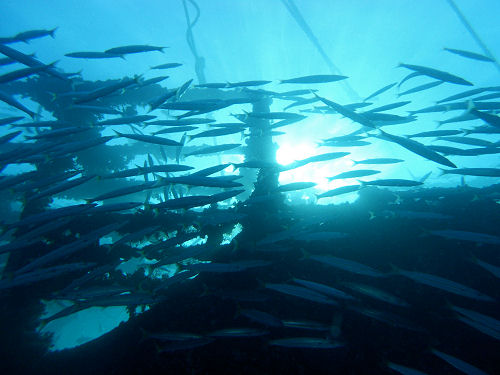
left=446, top=0, right=500, bottom=74
left=280, top=0, right=360, bottom=101
left=182, top=0, right=206, bottom=84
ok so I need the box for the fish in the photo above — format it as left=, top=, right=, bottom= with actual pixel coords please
left=359, top=179, right=423, bottom=187
left=269, top=337, right=343, bottom=349
left=436, top=135, right=494, bottom=147
left=343, top=282, right=410, bottom=307
left=280, top=74, right=348, bottom=84
left=364, top=82, right=397, bottom=102
left=65, top=104, right=123, bottom=114
left=377, top=129, right=457, bottom=168
left=175, top=78, right=193, bottom=100
left=451, top=305, right=500, bottom=334
left=393, top=267, right=495, bottom=302
left=468, top=108, right=500, bottom=128
left=150, top=62, right=182, bottom=69
left=282, top=320, right=330, bottom=331
left=439, top=167, right=500, bottom=178
left=0, top=116, right=25, bottom=126
left=100, top=164, right=192, bottom=179
left=65, top=51, right=123, bottom=59
left=436, top=87, right=489, bottom=103
left=232, top=160, right=281, bottom=170
left=96, top=115, right=156, bottom=126
left=432, top=145, right=500, bottom=156
left=386, top=362, right=429, bottom=375
left=183, top=143, right=241, bottom=157
left=314, top=94, right=376, bottom=128
left=227, top=80, right=272, bottom=88
left=25, top=127, right=91, bottom=140
left=247, top=111, right=306, bottom=121
left=189, top=164, right=231, bottom=177
left=148, top=90, right=177, bottom=112
left=6, top=204, right=95, bottom=231
left=7, top=28, right=58, bottom=43
left=295, top=231, right=348, bottom=242
left=327, top=169, right=380, bottom=180
left=444, top=47, right=496, bottom=62
left=160, top=175, right=243, bottom=188
left=186, top=260, right=271, bottom=273
left=0, top=43, right=66, bottom=80
left=137, top=76, right=169, bottom=87
left=27, top=174, right=96, bottom=201
left=283, top=97, right=321, bottom=110
left=207, top=328, right=268, bottom=338
left=187, top=127, right=243, bottom=141
left=0, top=91, right=35, bottom=118
left=159, top=99, right=225, bottom=111
left=438, top=112, right=478, bottom=126
left=283, top=152, right=350, bottom=171
left=239, top=309, right=283, bottom=328
left=431, top=349, right=489, bottom=375
left=194, top=82, right=228, bottom=89
left=0, top=130, right=22, bottom=144
left=321, top=140, right=371, bottom=148
left=146, top=118, right=216, bottom=126
left=15, top=222, right=123, bottom=275
left=398, top=81, right=444, bottom=96
left=398, top=71, right=423, bottom=88
left=472, top=92, right=500, bottom=101
left=264, top=283, right=338, bottom=306
left=470, top=257, right=500, bottom=279
left=114, top=131, right=181, bottom=146
left=0, top=62, right=57, bottom=84
left=89, top=181, right=157, bottom=202
left=398, top=63, right=473, bottom=86
left=152, top=126, right=197, bottom=135
left=430, top=229, right=500, bottom=244
left=310, top=255, right=386, bottom=277
left=316, top=184, right=361, bottom=199
left=363, top=100, right=411, bottom=113
left=292, top=278, right=355, bottom=300
left=352, top=158, right=404, bottom=165
left=274, top=182, right=317, bottom=193
left=104, top=44, right=166, bottom=55
left=0, top=263, right=96, bottom=290
left=407, top=130, right=463, bottom=138
left=73, top=77, right=139, bottom=103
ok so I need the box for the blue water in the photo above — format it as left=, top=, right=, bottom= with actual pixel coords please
left=1, top=1, right=499, bottom=374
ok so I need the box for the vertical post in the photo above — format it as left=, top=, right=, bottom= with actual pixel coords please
left=241, top=94, right=280, bottom=199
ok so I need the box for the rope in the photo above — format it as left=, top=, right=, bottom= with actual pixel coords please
left=182, top=0, right=206, bottom=84
left=280, top=0, right=360, bottom=101
left=446, top=0, right=500, bottom=74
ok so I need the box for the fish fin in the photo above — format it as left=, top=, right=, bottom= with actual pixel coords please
left=368, top=211, right=375, bottom=220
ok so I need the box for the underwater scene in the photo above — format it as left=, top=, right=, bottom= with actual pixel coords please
left=0, top=0, right=499, bottom=373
